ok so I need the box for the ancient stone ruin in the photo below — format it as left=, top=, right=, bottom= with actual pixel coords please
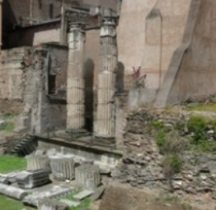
left=1, top=0, right=216, bottom=210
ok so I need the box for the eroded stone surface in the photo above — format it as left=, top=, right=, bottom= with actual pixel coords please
left=75, top=165, right=101, bottom=190
left=50, top=154, right=75, bottom=181
left=0, top=183, right=28, bottom=200
left=26, top=154, right=50, bottom=172
left=16, top=169, right=50, bottom=189
left=73, top=190, right=94, bottom=200
left=38, top=198, right=69, bottom=210
left=23, top=185, right=75, bottom=206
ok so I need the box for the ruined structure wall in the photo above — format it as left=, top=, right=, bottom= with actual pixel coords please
left=0, top=47, right=31, bottom=113
left=33, top=27, right=61, bottom=46
left=82, top=0, right=118, bottom=11
left=3, top=0, right=78, bottom=27
left=166, top=0, right=216, bottom=104
left=0, top=48, right=28, bottom=99
left=117, top=0, right=157, bottom=90
left=0, top=45, right=68, bottom=133
left=6, top=22, right=61, bottom=48
left=118, top=0, right=192, bottom=92
left=142, top=0, right=192, bottom=90
left=28, top=45, right=67, bottom=134
left=3, top=0, right=30, bottom=28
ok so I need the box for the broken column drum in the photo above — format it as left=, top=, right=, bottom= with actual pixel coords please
left=50, top=155, right=75, bottom=181
left=67, top=23, right=86, bottom=131
left=75, top=165, right=101, bottom=190
left=95, top=17, right=118, bottom=138
left=16, top=169, right=50, bottom=189
left=26, top=154, right=50, bottom=172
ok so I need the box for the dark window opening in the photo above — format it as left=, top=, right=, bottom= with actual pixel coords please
left=49, top=3, right=54, bottom=19
left=48, top=75, right=56, bottom=94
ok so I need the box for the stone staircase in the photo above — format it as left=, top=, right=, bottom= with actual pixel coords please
left=6, top=135, right=37, bottom=156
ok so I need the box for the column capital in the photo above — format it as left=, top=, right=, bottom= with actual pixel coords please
left=68, top=22, right=85, bottom=33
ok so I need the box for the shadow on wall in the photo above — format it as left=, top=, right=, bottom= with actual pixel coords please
left=84, top=58, right=94, bottom=132
left=2, top=0, right=17, bottom=49
left=116, top=61, right=125, bottom=93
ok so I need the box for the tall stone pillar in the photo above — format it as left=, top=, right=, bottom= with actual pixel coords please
left=94, top=17, right=118, bottom=139
left=67, top=23, right=86, bottom=132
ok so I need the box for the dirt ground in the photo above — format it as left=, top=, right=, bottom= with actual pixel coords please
left=99, top=183, right=214, bottom=210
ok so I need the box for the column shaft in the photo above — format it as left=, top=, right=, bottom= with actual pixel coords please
left=95, top=18, right=117, bottom=138
left=67, top=23, right=85, bottom=130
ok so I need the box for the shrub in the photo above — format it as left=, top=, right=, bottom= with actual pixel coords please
left=156, top=130, right=187, bottom=155
left=187, top=115, right=208, bottom=143
left=162, top=154, right=183, bottom=177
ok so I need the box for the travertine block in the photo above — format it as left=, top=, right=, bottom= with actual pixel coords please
left=16, top=169, right=50, bottom=189
left=50, top=155, right=75, bottom=181
left=75, top=165, right=101, bottom=190
left=26, top=154, right=50, bottom=172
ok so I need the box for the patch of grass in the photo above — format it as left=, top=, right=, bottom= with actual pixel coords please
left=182, top=202, right=192, bottom=210
left=71, top=198, right=91, bottom=210
left=185, top=103, right=216, bottom=112
left=155, top=130, right=167, bottom=153
left=190, top=141, right=216, bottom=154
left=0, top=155, right=26, bottom=173
left=154, top=193, right=179, bottom=203
left=60, top=193, right=92, bottom=210
left=1, top=122, right=15, bottom=132
left=0, top=195, right=35, bottom=210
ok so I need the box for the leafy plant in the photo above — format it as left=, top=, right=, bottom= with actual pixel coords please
left=162, top=154, right=183, bottom=176
left=187, top=115, right=208, bottom=143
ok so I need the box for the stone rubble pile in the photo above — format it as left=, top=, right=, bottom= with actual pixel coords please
left=112, top=109, right=216, bottom=200
left=0, top=149, right=103, bottom=210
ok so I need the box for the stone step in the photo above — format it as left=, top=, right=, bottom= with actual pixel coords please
left=60, top=199, right=80, bottom=207
left=73, top=190, right=94, bottom=200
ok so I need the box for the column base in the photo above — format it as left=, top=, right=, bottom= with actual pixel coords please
left=65, top=129, right=90, bottom=140
left=93, top=136, right=116, bottom=148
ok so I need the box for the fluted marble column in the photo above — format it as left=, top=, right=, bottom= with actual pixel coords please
left=94, top=17, right=118, bottom=138
left=67, top=23, right=86, bottom=131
